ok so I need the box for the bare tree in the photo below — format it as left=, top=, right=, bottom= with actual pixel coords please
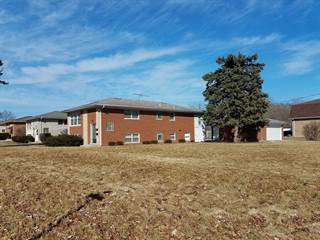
left=267, top=103, right=291, bottom=126
left=0, top=110, right=15, bottom=121
left=0, top=60, right=8, bottom=85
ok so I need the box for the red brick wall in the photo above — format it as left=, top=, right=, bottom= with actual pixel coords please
left=100, top=109, right=195, bottom=145
left=12, top=123, right=26, bottom=136
left=257, top=127, right=267, bottom=141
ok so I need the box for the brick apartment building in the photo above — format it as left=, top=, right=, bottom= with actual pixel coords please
left=64, top=98, right=203, bottom=146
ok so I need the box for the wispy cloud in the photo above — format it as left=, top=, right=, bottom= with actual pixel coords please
left=282, top=40, right=320, bottom=75
left=233, top=33, right=282, bottom=46
left=14, top=46, right=185, bottom=84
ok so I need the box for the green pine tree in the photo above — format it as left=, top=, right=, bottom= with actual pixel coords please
left=203, top=53, right=269, bottom=142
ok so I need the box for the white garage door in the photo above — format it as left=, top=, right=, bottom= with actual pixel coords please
left=266, top=127, right=282, bottom=141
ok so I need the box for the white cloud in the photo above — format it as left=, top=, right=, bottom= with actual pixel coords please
left=233, top=33, right=282, bottom=46
left=282, top=40, right=320, bottom=75
left=14, top=46, right=185, bottom=84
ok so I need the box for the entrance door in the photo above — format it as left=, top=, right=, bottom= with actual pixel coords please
left=90, top=123, right=97, bottom=144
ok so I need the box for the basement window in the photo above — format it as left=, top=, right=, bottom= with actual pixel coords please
left=170, top=133, right=176, bottom=141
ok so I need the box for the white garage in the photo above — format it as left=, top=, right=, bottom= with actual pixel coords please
left=265, top=119, right=285, bottom=141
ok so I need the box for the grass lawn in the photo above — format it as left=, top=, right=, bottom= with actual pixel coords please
left=0, top=141, right=319, bottom=239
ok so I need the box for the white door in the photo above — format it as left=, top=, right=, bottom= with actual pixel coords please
left=266, top=127, right=282, bottom=141
left=184, top=133, right=191, bottom=142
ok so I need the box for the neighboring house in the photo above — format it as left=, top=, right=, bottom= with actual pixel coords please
left=64, top=98, right=203, bottom=146
left=205, top=118, right=285, bottom=142
left=0, top=125, right=6, bottom=133
left=0, top=116, right=32, bottom=137
left=289, top=99, right=320, bottom=137
left=26, top=111, right=68, bottom=142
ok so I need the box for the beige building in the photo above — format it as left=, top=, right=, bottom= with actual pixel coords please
left=26, top=111, right=67, bottom=142
left=289, top=99, right=320, bottom=137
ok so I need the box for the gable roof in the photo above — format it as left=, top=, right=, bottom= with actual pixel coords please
left=0, top=116, right=33, bottom=125
left=289, top=99, right=320, bottom=119
left=64, top=98, right=202, bottom=114
left=26, top=111, right=67, bottom=122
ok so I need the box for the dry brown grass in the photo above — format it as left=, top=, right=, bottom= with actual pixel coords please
left=0, top=141, right=320, bottom=240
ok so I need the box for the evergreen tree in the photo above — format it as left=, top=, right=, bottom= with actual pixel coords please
left=0, top=60, right=8, bottom=85
left=203, top=53, right=269, bottom=142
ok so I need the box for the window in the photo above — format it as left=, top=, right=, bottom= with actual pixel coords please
left=169, top=113, right=175, bottom=121
left=156, top=133, right=163, bottom=142
left=170, top=133, right=176, bottom=141
left=184, top=133, right=191, bottom=141
left=106, top=122, right=114, bottom=131
left=70, top=113, right=81, bottom=126
left=124, top=133, right=140, bottom=143
left=43, top=128, right=49, bottom=134
left=156, top=112, right=163, bottom=120
left=58, top=120, right=67, bottom=125
left=124, top=110, right=139, bottom=119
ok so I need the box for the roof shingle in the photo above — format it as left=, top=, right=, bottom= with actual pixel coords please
left=289, top=99, right=320, bottom=119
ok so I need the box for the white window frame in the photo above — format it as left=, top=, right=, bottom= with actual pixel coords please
left=156, top=132, right=163, bottom=142
left=106, top=122, right=114, bottom=131
left=70, top=112, right=81, bottom=126
left=170, top=133, right=176, bottom=141
left=184, top=132, right=191, bottom=141
left=156, top=112, right=163, bottom=120
left=124, top=133, right=140, bottom=143
left=169, top=112, right=176, bottom=121
left=43, top=127, right=49, bottom=134
left=124, top=110, right=140, bottom=120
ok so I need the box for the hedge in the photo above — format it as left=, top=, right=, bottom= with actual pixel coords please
left=0, top=133, right=10, bottom=140
left=164, top=139, right=172, bottom=144
left=39, top=133, right=51, bottom=142
left=143, top=140, right=158, bottom=144
left=178, top=139, right=186, bottom=143
left=43, top=135, right=83, bottom=147
left=108, top=141, right=124, bottom=146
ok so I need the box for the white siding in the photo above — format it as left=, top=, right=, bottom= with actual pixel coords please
left=194, top=116, right=205, bottom=142
left=27, top=120, right=67, bottom=142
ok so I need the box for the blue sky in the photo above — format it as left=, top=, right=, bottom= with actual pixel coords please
left=1, top=0, right=320, bottom=116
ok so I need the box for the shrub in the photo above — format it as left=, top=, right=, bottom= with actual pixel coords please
left=164, top=139, right=172, bottom=144
left=12, top=136, right=29, bottom=143
left=44, top=134, right=83, bottom=147
left=178, top=139, right=186, bottom=143
left=39, top=133, right=51, bottom=142
left=143, top=140, right=158, bottom=144
left=108, top=141, right=116, bottom=146
left=303, top=122, right=320, bottom=141
left=0, top=132, right=10, bottom=140
left=116, top=141, right=124, bottom=145
left=26, top=135, right=35, bottom=142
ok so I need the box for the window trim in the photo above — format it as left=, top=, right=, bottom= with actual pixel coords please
left=70, top=112, right=81, bottom=126
left=124, top=110, right=140, bottom=120
left=156, top=132, right=163, bottom=142
left=156, top=112, right=163, bottom=120
left=170, top=133, right=176, bottom=141
left=124, top=133, right=140, bottom=144
left=169, top=112, right=176, bottom=121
